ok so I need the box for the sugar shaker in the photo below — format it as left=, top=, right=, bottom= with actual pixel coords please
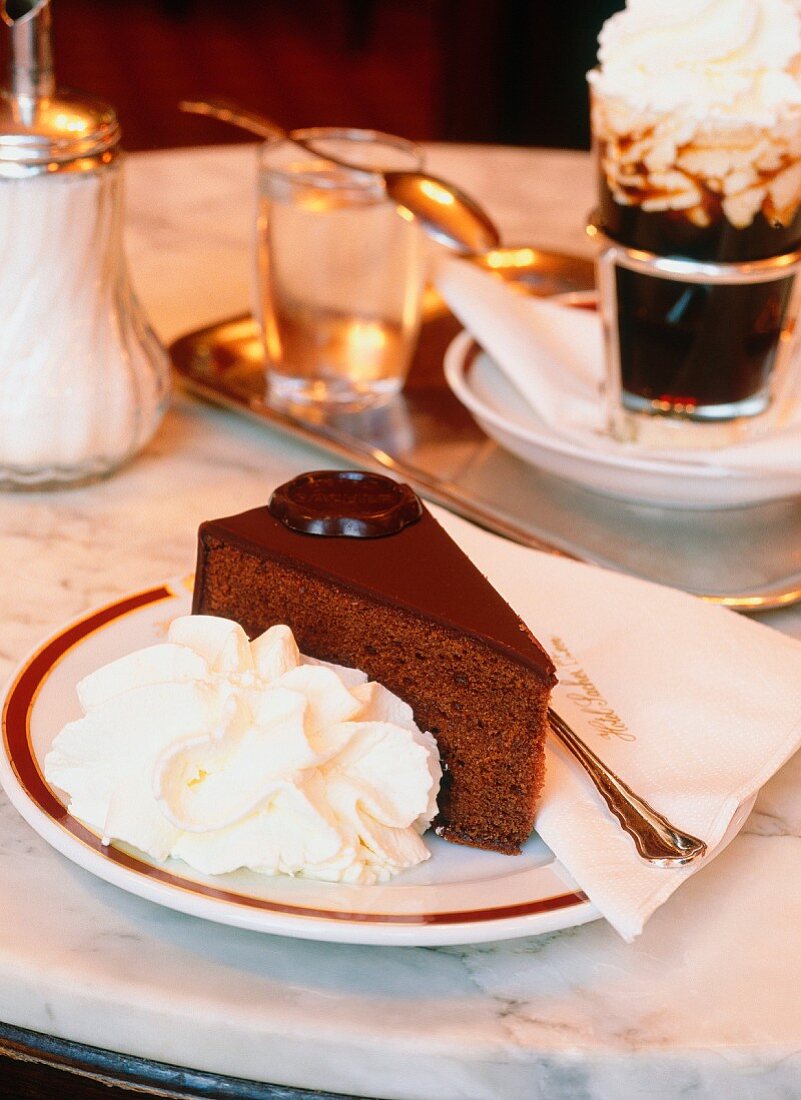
left=0, top=0, right=170, bottom=489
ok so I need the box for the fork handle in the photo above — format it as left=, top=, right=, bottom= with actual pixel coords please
left=547, top=709, right=707, bottom=866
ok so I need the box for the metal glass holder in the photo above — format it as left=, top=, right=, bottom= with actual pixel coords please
left=587, top=219, right=801, bottom=450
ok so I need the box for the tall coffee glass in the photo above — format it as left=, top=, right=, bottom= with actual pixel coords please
left=588, top=0, right=801, bottom=449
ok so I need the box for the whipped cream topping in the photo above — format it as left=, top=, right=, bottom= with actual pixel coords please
left=44, top=616, right=441, bottom=884
left=589, top=1, right=801, bottom=228
left=591, top=0, right=801, bottom=124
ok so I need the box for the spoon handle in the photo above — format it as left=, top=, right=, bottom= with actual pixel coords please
left=547, top=708, right=708, bottom=866
left=179, top=97, right=283, bottom=141
left=179, top=98, right=366, bottom=172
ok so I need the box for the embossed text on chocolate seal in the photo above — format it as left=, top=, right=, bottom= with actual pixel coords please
left=269, top=470, right=423, bottom=538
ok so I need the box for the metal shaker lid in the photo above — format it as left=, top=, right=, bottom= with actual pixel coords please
left=0, top=0, right=121, bottom=176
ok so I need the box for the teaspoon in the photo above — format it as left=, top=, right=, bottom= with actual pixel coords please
left=179, top=97, right=501, bottom=255
left=548, top=709, right=708, bottom=866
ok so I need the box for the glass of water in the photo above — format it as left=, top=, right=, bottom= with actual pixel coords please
left=256, top=128, right=425, bottom=410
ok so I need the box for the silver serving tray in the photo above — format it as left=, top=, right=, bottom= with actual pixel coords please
left=170, top=248, right=801, bottom=612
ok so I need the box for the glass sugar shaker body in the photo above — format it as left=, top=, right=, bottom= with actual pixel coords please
left=0, top=0, right=170, bottom=489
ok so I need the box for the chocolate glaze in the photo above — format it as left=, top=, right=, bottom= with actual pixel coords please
left=194, top=474, right=556, bottom=684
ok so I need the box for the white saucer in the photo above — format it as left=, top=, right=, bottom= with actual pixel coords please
left=444, top=329, right=801, bottom=509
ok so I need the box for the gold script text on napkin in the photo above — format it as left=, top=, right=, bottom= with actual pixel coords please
left=550, top=637, right=634, bottom=742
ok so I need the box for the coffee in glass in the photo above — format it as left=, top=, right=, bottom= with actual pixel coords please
left=589, top=0, right=801, bottom=447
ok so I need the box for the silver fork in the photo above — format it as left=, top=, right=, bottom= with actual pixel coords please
left=548, top=709, right=708, bottom=866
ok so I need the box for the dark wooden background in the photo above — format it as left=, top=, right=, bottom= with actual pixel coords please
left=41, top=0, right=622, bottom=152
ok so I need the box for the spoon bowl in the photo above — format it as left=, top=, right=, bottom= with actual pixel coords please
left=180, top=97, right=501, bottom=255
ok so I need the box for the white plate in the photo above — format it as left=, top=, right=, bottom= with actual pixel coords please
left=0, top=578, right=599, bottom=947
left=444, top=329, right=801, bottom=509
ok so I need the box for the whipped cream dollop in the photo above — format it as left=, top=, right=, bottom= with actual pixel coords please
left=589, top=0, right=801, bottom=227
left=590, top=0, right=801, bottom=124
left=44, top=616, right=441, bottom=885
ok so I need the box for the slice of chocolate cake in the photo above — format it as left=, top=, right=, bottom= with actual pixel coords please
left=192, top=471, right=556, bottom=855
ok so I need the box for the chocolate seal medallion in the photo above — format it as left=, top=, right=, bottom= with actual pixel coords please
left=269, top=470, right=423, bottom=538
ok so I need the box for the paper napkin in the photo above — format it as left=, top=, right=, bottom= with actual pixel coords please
left=435, top=254, right=801, bottom=473
left=436, top=506, right=801, bottom=941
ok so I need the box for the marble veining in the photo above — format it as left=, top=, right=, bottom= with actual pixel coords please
left=0, top=144, right=800, bottom=1099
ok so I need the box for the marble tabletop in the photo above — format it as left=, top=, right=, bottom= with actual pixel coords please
left=2, top=142, right=801, bottom=1100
